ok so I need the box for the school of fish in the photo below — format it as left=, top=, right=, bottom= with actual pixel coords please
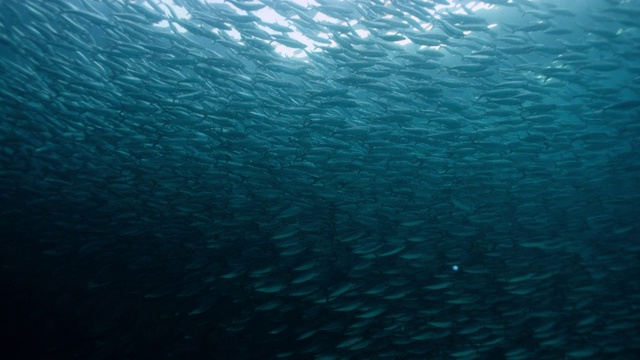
left=0, top=0, right=639, bottom=359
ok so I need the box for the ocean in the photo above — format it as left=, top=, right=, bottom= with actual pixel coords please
left=0, top=0, right=639, bottom=358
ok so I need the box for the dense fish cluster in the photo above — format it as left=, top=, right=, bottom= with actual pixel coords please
left=1, top=0, right=639, bottom=358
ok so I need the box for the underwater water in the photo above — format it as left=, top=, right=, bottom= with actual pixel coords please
left=0, top=0, right=639, bottom=358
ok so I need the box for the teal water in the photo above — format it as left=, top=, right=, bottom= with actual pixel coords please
left=0, top=0, right=639, bottom=359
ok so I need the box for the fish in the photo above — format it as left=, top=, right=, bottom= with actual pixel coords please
left=0, top=0, right=638, bottom=359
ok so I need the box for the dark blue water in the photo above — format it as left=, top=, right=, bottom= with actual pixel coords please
left=1, top=0, right=639, bottom=359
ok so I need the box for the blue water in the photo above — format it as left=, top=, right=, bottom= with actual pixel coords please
left=1, top=0, right=639, bottom=359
